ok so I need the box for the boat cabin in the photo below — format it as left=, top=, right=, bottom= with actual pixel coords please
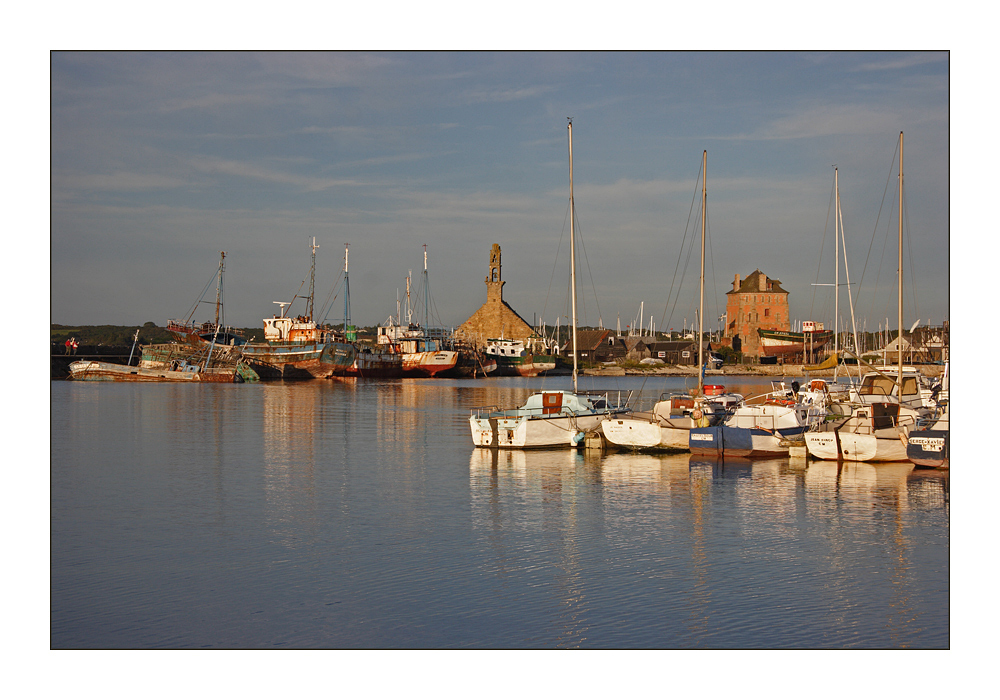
left=263, top=316, right=320, bottom=343
left=853, top=367, right=929, bottom=408
left=485, top=338, right=527, bottom=358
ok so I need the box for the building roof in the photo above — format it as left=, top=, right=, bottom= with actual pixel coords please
left=569, top=329, right=611, bottom=352
left=728, top=269, right=788, bottom=295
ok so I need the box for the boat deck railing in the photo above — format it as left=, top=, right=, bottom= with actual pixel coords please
left=472, top=389, right=634, bottom=420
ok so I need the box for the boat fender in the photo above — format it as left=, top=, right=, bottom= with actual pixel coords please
left=572, top=431, right=586, bottom=446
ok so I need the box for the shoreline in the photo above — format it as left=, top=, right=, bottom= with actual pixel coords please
left=583, top=363, right=946, bottom=379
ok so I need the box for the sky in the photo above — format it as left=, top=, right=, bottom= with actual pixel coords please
left=50, top=50, right=950, bottom=336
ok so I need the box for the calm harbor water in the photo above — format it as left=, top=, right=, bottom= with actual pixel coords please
left=50, top=375, right=949, bottom=649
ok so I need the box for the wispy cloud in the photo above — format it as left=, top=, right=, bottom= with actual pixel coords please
left=190, top=156, right=365, bottom=191
left=55, top=172, right=190, bottom=193
left=743, top=104, right=902, bottom=140
left=851, top=53, right=948, bottom=72
left=464, top=85, right=553, bottom=104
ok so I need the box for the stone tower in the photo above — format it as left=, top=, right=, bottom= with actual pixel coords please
left=455, top=243, right=535, bottom=348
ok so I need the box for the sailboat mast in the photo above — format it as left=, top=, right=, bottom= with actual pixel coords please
left=423, top=244, right=429, bottom=328
left=214, top=251, right=225, bottom=328
left=898, top=132, right=904, bottom=387
left=834, top=167, right=840, bottom=378
left=567, top=119, right=579, bottom=392
left=698, top=150, right=706, bottom=391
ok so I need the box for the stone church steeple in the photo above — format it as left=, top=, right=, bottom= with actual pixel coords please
left=455, top=243, right=535, bottom=348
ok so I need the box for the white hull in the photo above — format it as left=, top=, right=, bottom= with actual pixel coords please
left=470, top=412, right=608, bottom=448
left=402, top=350, right=458, bottom=377
left=602, top=412, right=693, bottom=451
left=805, top=430, right=909, bottom=462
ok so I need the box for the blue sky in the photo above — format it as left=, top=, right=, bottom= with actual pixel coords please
left=50, top=51, right=950, bottom=335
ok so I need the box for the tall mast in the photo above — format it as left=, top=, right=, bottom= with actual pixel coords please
left=308, top=237, right=319, bottom=322
left=898, top=132, right=904, bottom=387
left=214, top=251, right=225, bottom=328
left=568, top=118, right=578, bottom=393
left=423, top=244, right=429, bottom=328
left=698, top=150, right=706, bottom=392
left=837, top=178, right=861, bottom=374
left=344, top=243, right=351, bottom=331
left=834, top=167, right=840, bottom=379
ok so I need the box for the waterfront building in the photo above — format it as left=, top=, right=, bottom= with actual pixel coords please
left=723, top=270, right=790, bottom=357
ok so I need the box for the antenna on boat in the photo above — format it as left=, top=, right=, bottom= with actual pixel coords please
left=214, top=251, right=225, bottom=329
left=308, top=237, right=319, bottom=322
left=273, top=301, right=291, bottom=318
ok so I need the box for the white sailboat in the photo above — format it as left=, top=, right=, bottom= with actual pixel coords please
left=805, top=132, right=932, bottom=462
left=602, top=150, right=742, bottom=451
left=469, top=119, right=630, bottom=448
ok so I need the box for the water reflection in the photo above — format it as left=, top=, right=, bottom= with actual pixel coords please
left=262, top=383, right=321, bottom=549
left=468, top=447, right=948, bottom=647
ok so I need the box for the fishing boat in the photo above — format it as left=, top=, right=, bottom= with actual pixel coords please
left=69, top=358, right=241, bottom=383
left=469, top=119, right=630, bottom=448
left=440, top=340, right=498, bottom=378
left=603, top=151, right=743, bottom=451
left=483, top=336, right=556, bottom=377
left=379, top=324, right=456, bottom=377
left=756, top=324, right=834, bottom=358
left=689, top=380, right=831, bottom=457
left=376, top=265, right=457, bottom=377
left=240, top=239, right=356, bottom=379
left=336, top=345, right=403, bottom=378
left=165, top=252, right=247, bottom=347
left=69, top=329, right=243, bottom=383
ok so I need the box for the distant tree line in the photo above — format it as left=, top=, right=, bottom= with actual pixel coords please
left=51, top=322, right=174, bottom=348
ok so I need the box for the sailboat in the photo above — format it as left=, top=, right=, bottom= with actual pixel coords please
left=469, top=119, right=630, bottom=448
left=805, top=132, right=933, bottom=461
left=240, top=239, right=357, bottom=379
left=602, top=151, right=743, bottom=451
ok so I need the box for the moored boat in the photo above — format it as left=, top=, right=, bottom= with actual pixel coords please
left=484, top=337, right=556, bottom=377
left=469, top=119, right=629, bottom=448
left=602, top=150, right=742, bottom=453
left=165, top=252, right=247, bottom=347
left=804, top=401, right=925, bottom=462
left=377, top=320, right=457, bottom=377
left=471, top=389, right=631, bottom=448
left=756, top=325, right=834, bottom=357
left=239, top=240, right=356, bottom=380
left=336, top=345, right=403, bottom=379
left=906, top=404, right=949, bottom=469
left=241, top=310, right=356, bottom=380
left=689, top=380, right=831, bottom=457
left=69, top=358, right=239, bottom=383
left=603, top=388, right=742, bottom=451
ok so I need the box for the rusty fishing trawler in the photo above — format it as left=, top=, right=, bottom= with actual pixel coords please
left=239, top=239, right=356, bottom=379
